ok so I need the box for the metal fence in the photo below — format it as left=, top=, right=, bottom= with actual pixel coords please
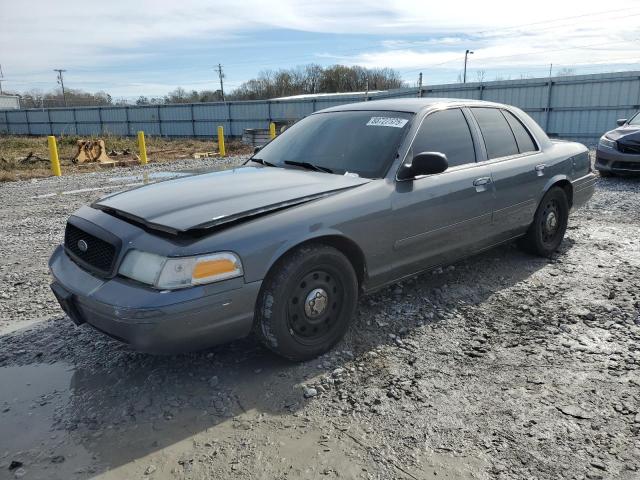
left=1, top=71, right=639, bottom=146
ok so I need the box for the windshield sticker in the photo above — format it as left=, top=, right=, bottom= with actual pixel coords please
left=366, top=117, right=408, bottom=128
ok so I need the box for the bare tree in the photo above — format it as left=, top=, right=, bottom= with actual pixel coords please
left=229, top=64, right=405, bottom=100
left=475, top=70, right=486, bottom=83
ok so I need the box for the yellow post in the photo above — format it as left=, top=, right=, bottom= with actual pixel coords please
left=217, top=125, right=226, bottom=157
left=269, top=122, right=276, bottom=139
left=137, top=131, right=148, bottom=165
left=47, top=136, right=61, bottom=177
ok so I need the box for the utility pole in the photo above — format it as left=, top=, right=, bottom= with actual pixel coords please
left=463, top=49, right=474, bottom=84
left=417, top=72, right=423, bottom=97
left=54, top=69, right=67, bottom=106
left=0, top=64, right=4, bottom=94
left=216, top=64, right=225, bottom=102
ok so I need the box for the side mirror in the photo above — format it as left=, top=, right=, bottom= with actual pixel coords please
left=397, top=152, right=448, bottom=180
left=254, top=145, right=263, bottom=154
left=616, top=118, right=627, bottom=127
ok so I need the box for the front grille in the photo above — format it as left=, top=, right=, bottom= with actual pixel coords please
left=64, top=223, right=117, bottom=274
left=612, top=161, right=640, bottom=171
left=618, top=144, right=640, bottom=155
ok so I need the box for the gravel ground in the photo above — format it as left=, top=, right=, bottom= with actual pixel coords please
left=0, top=158, right=639, bottom=480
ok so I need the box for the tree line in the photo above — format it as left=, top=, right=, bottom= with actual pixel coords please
left=8, top=64, right=405, bottom=108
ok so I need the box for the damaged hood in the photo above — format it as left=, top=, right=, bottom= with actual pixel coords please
left=93, top=166, right=370, bottom=233
left=607, top=125, right=640, bottom=149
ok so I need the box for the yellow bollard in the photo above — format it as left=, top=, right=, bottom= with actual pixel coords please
left=269, top=122, right=276, bottom=139
left=47, top=136, right=61, bottom=177
left=137, top=131, right=148, bottom=165
left=217, top=126, right=226, bottom=157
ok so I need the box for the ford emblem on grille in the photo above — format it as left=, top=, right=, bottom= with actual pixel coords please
left=77, top=239, right=88, bottom=252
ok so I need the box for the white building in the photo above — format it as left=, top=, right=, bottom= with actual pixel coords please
left=0, top=94, right=20, bottom=110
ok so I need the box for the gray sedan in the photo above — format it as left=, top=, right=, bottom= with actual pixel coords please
left=49, top=98, right=596, bottom=361
left=595, top=112, right=640, bottom=175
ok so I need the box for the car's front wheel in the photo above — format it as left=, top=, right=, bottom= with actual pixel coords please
left=254, top=243, right=358, bottom=361
left=518, top=186, right=569, bottom=257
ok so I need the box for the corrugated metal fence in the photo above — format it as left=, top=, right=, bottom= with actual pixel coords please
left=1, top=71, right=639, bottom=146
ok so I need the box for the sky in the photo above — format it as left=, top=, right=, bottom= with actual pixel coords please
left=1, top=0, right=640, bottom=100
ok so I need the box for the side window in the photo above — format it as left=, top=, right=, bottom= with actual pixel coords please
left=502, top=110, right=537, bottom=153
left=411, top=108, right=476, bottom=168
left=471, top=107, right=519, bottom=159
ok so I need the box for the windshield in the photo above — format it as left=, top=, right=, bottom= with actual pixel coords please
left=253, top=110, right=413, bottom=178
left=628, top=112, right=640, bottom=126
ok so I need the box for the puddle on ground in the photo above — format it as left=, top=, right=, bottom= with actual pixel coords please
left=0, top=363, right=73, bottom=454
left=0, top=362, right=97, bottom=478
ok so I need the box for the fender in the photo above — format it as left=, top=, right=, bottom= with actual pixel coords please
left=540, top=173, right=572, bottom=201
left=263, top=227, right=367, bottom=283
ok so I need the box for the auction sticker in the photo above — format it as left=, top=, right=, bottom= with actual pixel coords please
left=366, top=117, right=408, bottom=128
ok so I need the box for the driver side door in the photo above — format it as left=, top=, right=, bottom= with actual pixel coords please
left=389, top=108, right=495, bottom=279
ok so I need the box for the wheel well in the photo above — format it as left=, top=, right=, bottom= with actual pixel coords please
left=553, top=179, right=573, bottom=208
left=274, top=236, right=367, bottom=288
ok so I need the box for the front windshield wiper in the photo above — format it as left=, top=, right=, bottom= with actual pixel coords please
left=249, top=157, right=277, bottom=167
left=284, top=160, right=333, bottom=174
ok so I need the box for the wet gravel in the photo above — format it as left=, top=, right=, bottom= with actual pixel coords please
left=0, top=158, right=639, bottom=479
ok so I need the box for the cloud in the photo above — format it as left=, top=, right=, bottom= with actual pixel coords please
left=2, top=0, right=640, bottom=96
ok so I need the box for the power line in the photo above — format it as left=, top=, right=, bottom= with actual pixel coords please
left=216, top=7, right=640, bottom=70
left=398, top=38, right=639, bottom=75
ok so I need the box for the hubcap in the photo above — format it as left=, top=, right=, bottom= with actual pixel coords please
left=545, top=211, right=558, bottom=231
left=541, top=200, right=561, bottom=244
left=304, top=288, right=328, bottom=318
left=287, top=269, right=343, bottom=343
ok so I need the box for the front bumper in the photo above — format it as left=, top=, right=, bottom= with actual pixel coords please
left=595, top=147, right=640, bottom=174
left=49, top=245, right=261, bottom=353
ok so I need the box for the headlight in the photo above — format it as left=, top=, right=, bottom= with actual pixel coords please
left=119, top=250, right=243, bottom=290
left=598, top=136, right=617, bottom=149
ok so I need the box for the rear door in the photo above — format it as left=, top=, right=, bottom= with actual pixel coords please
left=390, top=107, right=495, bottom=278
left=469, top=107, right=543, bottom=236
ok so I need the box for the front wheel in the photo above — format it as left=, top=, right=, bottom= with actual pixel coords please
left=254, top=244, right=358, bottom=361
left=518, top=187, right=569, bottom=257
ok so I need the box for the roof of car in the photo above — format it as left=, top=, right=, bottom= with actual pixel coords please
left=317, top=97, right=501, bottom=114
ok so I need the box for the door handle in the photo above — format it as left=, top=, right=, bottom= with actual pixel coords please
left=535, top=164, right=546, bottom=176
left=473, top=177, right=491, bottom=186
left=473, top=177, right=491, bottom=192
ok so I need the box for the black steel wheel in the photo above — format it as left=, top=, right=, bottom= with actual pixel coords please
left=518, top=186, right=569, bottom=257
left=254, top=243, right=358, bottom=361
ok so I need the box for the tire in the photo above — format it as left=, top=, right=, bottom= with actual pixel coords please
left=598, top=170, right=613, bottom=178
left=254, top=243, right=359, bottom=361
left=518, top=186, right=569, bottom=257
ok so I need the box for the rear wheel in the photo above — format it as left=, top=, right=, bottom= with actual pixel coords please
left=518, top=187, right=569, bottom=257
left=254, top=244, right=358, bottom=361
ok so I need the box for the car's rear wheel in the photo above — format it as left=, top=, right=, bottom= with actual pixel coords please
left=254, top=243, right=358, bottom=361
left=518, top=186, right=569, bottom=257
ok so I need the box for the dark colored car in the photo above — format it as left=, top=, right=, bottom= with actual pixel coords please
left=49, top=99, right=595, bottom=361
left=595, top=112, right=640, bottom=175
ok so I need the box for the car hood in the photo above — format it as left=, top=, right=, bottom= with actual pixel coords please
left=93, top=166, right=370, bottom=233
left=606, top=125, right=640, bottom=147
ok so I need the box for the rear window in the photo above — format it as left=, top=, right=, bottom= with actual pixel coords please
left=471, top=107, right=519, bottom=159
left=503, top=110, right=537, bottom=153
